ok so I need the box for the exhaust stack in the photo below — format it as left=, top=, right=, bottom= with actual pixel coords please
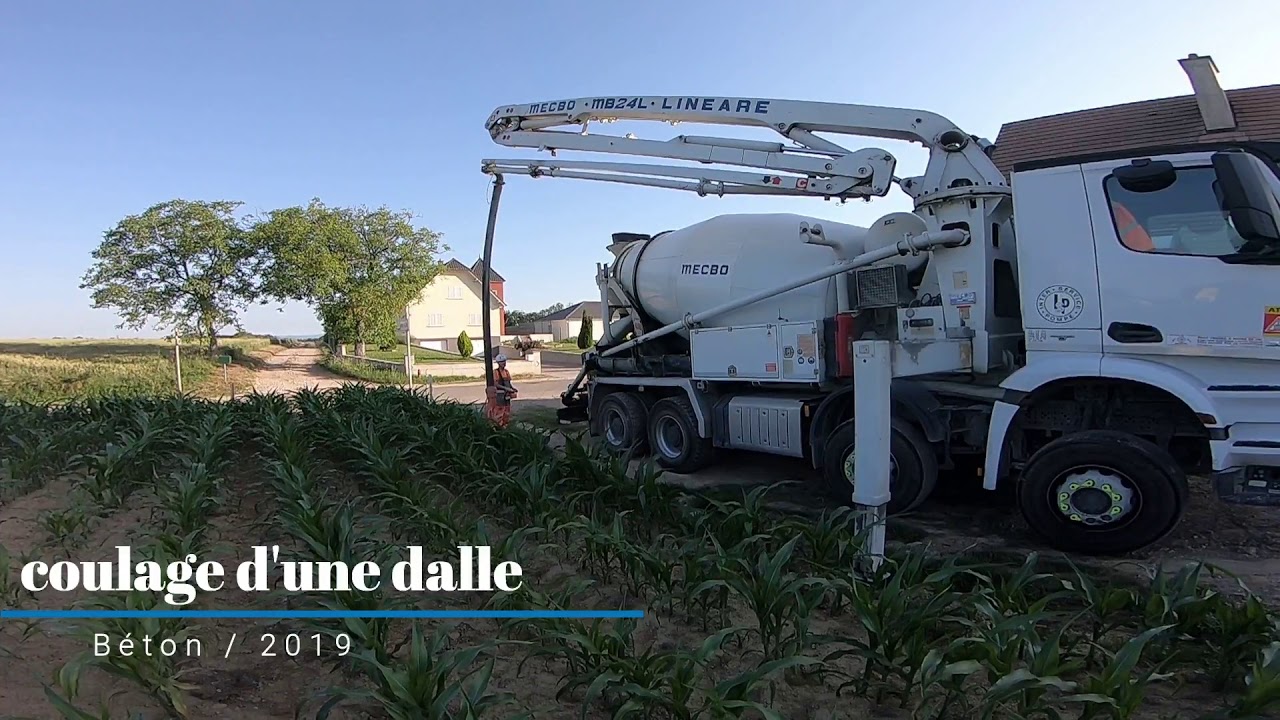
left=1178, top=53, right=1236, bottom=132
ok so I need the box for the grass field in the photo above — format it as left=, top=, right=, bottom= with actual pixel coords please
left=1, top=386, right=1279, bottom=718
left=0, top=338, right=282, bottom=404
left=343, top=343, right=479, bottom=363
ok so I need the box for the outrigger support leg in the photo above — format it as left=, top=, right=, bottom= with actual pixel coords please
left=852, top=339, right=893, bottom=573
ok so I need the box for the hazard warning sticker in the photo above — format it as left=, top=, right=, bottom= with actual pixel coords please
left=1265, top=306, right=1280, bottom=337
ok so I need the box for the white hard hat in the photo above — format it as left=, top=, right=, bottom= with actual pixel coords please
left=495, top=353, right=508, bottom=363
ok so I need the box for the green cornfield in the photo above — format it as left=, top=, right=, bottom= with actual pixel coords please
left=1, top=385, right=1279, bottom=719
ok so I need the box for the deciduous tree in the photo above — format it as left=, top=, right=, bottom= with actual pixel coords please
left=80, top=199, right=260, bottom=352
left=577, top=311, right=594, bottom=349
left=506, top=302, right=566, bottom=327
left=252, top=199, right=445, bottom=355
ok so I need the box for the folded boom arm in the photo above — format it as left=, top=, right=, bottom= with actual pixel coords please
left=482, top=95, right=1006, bottom=203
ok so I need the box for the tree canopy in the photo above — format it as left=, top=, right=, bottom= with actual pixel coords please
left=249, top=199, right=446, bottom=353
left=80, top=199, right=261, bottom=351
left=507, top=302, right=566, bottom=327
left=82, top=197, right=447, bottom=354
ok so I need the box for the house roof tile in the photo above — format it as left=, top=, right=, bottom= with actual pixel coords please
left=442, top=258, right=505, bottom=306
left=470, top=259, right=505, bottom=282
left=990, top=84, right=1280, bottom=177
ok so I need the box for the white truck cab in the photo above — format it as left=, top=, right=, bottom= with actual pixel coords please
left=983, top=144, right=1280, bottom=552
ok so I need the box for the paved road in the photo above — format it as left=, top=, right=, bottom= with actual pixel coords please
left=423, top=369, right=579, bottom=405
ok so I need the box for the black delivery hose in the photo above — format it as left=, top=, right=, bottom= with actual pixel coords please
left=480, top=174, right=504, bottom=388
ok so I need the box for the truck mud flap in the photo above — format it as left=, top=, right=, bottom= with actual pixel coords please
left=556, top=406, right=588, bottom=424
left=1213, top=467, right=1280, bottom=506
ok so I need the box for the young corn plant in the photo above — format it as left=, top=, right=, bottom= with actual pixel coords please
left=41, top=685, right=144, bottom=720
left=1199, top=641, right=1280, bottom=719
left=155, top=462, right=222, bottom=539
left=1138, top=562, right=1218, bottom=634
left=313, top=623, right=526, bottom=720
left=964, top=613, right=1088, bottom=719
left=1063, top=559, right=1139, bottom=657
left=480, top=460, right=564, bottom=526
left=57, top=591, right=198, bottom=720
left=909, top=644, right=984, bottom=720
left=469, top=519, right=542, bottom=570
left=574, top=630, right=814, bottom=720
left=979, top=553, right=1077, bottom=618
left=827, top=548, right=969, bottom=704
left=1, top=428, right=61, bottom=499
left=0, top=541, right=33, bottom=609
left=1061, top=624, right=1175, bottom=720
left=695, top=534, right=831, bottom=660
left=693, top=484, right=780, bottom=551
left=38, top=501, right=96, bottom=550
left=591, top=627, right=748, bottom=718
left=517, top=618, right=638, bottom=687
left=676, top=534, right=749, bottom=630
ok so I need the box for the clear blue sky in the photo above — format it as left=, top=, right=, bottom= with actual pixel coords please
left=1, top=0, right=1275, bottom=338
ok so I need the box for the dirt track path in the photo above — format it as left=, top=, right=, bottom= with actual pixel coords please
left=250, top=348, right=346, bottom=394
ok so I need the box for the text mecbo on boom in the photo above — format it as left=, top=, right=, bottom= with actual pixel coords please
left=525, top=97, right=772, bottom=115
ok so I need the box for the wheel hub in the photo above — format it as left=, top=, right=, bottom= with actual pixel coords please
left=842, top=451, right=898, bottom=489
left=1053, top=468, right=1135, bottom=525
left=655, top=416, right=685, bottom=458
left=604, top=408, right=625, bottom=445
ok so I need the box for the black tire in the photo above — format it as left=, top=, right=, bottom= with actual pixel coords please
left=647, top=396, right=715, bottom=473
left=596, top=392, right=648, bottom=455
left=820, top=418, right=938, bottom=515
left=1017, top=430, right=1189, bottom=555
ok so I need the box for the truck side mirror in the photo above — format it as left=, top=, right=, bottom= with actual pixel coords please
left=1212, top=150, right=1280, bottom=243
left=1113, top=159, right=1176, bottom=193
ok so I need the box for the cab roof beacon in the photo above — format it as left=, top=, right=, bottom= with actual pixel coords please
left=478, top=55, right=1280, bottom=563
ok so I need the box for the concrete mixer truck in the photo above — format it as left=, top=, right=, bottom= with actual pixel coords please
left=480, top=92, right=1280, bottom=556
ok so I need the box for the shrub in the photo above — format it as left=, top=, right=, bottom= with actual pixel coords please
left=577, top=313, right=594, bottom=349
left=457, top=331, right=474, bottom=358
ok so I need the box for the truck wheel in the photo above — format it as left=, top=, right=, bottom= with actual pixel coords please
left=1017, top=430, right=1189, bottom=555
left=821, top=419, right=937, bottom=515
left=597, top=392, right=648, bottom=455
left=647, top=396, right=715, bottom=473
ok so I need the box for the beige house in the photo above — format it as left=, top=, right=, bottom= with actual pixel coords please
left=533, top=301, right=606, bottom=343
left=399, top=259, right=505, bottom=353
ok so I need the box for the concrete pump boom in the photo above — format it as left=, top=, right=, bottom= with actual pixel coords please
left=482, top=95, right=1008, bottom=204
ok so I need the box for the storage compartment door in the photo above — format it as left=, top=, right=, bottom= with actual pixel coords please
left=691, top=324, right=781, bottom=380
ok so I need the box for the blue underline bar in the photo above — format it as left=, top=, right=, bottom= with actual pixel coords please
left=0, top=609, right=645, bottom=620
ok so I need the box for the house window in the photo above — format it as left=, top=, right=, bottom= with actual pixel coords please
left=468, top=313, right=481, bottom=326
left=447, top=286, right=464, bottom=300
left=1104, top=166, right=1249, bottom=257
left=426, top=313, right=445, bottom=327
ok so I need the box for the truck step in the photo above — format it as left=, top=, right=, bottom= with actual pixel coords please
left=1214, top=466, right=1280, bottom=506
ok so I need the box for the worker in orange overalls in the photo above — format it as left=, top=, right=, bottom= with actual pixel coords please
left=1112, top=201, right=1155, bottom=252
left=485, top=353, right=517, bottom=428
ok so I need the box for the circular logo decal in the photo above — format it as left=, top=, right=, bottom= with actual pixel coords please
left=1036, top=285, right=1084, bottom=324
